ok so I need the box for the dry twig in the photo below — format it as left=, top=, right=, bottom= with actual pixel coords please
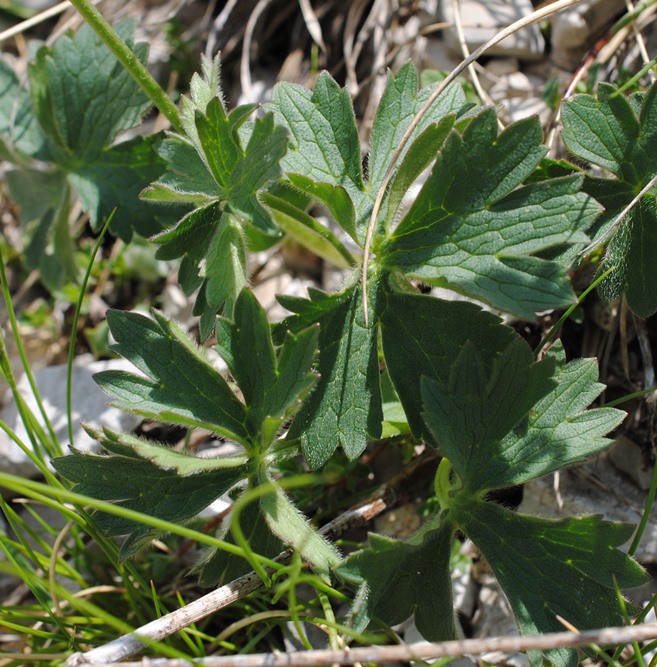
left=72, top=623, right=657, bottom=667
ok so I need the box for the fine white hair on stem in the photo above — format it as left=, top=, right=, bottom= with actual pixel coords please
left=360, top=0, right=587, bottom=325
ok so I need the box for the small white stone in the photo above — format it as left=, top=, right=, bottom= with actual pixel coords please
left=0, top=357, right=142, bottom=477
left=439, top=0, right=545, bottom=61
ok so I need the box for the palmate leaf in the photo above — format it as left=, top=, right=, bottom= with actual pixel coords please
left=278, top=283, right=382, bottom=468
left=53, top=426, right=247, bottom=558
left=95, top=309, right=249, bottom=444
left=422, top=340, right=626, bottom=493
left=267, top=65, right=601, bottom=469
left=379, top=110, right=600, bottom=318
left=28, top=21, right=150, bottom=166
left=342, top=337, right=644, bottom=667
left=3, top=21, right=173, bottom=248
left=215, top=289, right=318, bottom=445
left=337, top=521, right=455, bottom=642
left=423, top=340, right=639, bottom=667
left=146, top=68, right=288, bottom=336
left=450, top=499, right=647, bottom=667
left=269, top=61, right=467, bottom=241
left=562, top=81, right=657, bottom=316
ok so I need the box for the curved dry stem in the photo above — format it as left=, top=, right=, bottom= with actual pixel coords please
left=360, top=0, right=586, bottom=324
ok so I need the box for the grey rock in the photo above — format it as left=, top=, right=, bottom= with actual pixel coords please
left=550, top=0, right=626, bottom=70
left=439, top=0, right=545, bottom=61
left=0, top=356, right=142, bottom=477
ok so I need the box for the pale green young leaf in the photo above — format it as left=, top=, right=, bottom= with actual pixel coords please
left=422, top=340, right=624, bottom=493
left=282, top=282, right=382, bottom=468
left=286, top=175, right=357, bottom=242
left=150, top=100, right=287, bottom=334
left=336, top=521, right=455, bottom=641
left=259, top=471, right=341, bottom=580
left=380, top=111, right=600, bottom=318
left=53, top=425, right=247, bottom=558
left=562, top=81, right=657, bottom=316
left=451, top=498, right=647, bottom=667
left=262, top=192, right=356, bottom=269
left=140, top=135, right=220, bottom=203
left=94, top=309, right=249, bottom=443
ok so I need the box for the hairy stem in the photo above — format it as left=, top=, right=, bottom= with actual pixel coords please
left=67, top=0, right=183, bottom=133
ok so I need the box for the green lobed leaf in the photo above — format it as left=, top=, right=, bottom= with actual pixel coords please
left=368, top=61, right=466, bottom=197
left=562, top=81, right=657, bottom=315
left=383, top=118, right=455, bottom=233
left=269, top=72, right=366, bottom=221
left=380, top=110, right=600, bottom=318
left=336, top=520, right=455, bottom=641
left=422, top=340, right=625, bottom=493
left=27, top=21, right=150, bottom=167
left=282, top=282, right=382, bottom=468
left=215, top=289, right=318, bottom=445
left=450, top=498, right=647, bottom=667
left=150, top=94, right=287, bottom=334
left=140, top=135, right=221, bottom=204
left=69, top=134, right=177, bottom=241
left=53, top=425, right=247, bottom=558
left=0, top=58, right=49, bottom=160
left=269, top=62, right=466, bottom=243
left=378, top=277, right=515, bottom=440
left=95, top=309, right=249, bottom=443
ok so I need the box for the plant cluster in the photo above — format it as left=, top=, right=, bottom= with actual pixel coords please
left=2, top=7, right=657, bottom=667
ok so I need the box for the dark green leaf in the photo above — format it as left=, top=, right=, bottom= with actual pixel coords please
left=286, top=174, right=357, bottom=242
left=450, top=498, right=647, bottom=667
left=380, top=111, right=600, bottom=317
left=53, top=425, right=247, bottom=558
left=95, top=309, right=248, bottom=443
left=378, top=278, right=515, bottom=439
left=215, top=289, right=318, bottom=443
left=150, top=92, right=287, bottom=333
left=337, top=521, right=456, bottom=641
left=285, top=282, right=382, bottom=468
left=423, top=340, right=624, bottom=493
left=562, top=81, right=657, bottom=316
left=69, top=134, right=175, bottom=241
left=27, top=21, right=150, bottom=166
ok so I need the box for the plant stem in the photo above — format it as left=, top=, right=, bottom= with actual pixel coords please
left=66, top=0, right=183, bottom=133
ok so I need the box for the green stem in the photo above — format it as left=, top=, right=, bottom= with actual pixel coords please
left=534, top=265, right=616, bottom=356
left=66, top=0, right=183, bottom=133
left=628, top=449, right=657, bottom=557
left=0, top=248, right=60, bottom=457
left=67, top=212, right=114, bottom=448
